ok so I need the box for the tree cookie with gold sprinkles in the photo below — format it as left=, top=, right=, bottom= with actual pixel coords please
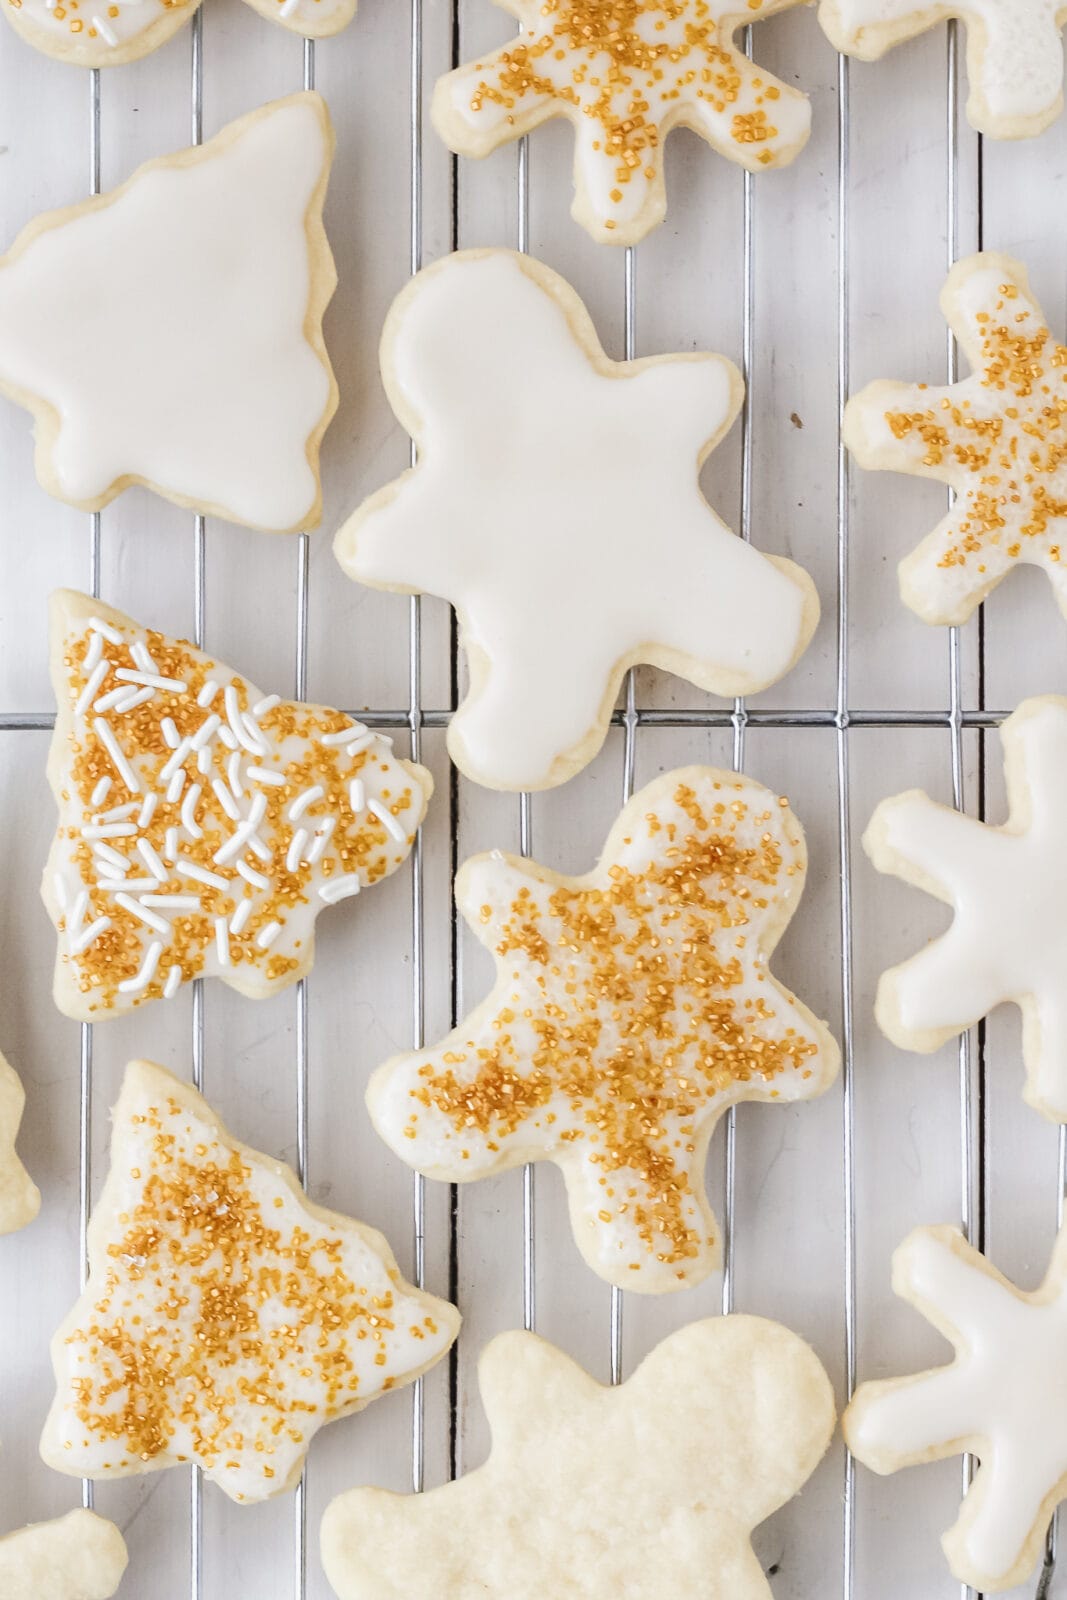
left=41, top=1061, right=460, bottom=1504
left=321, top=1317, right=835, bottom=1600
left=432, top=0, right=814, bottom=245
left=367, top=765, right=840, bottom=1294
left=43, top=589, right=432, bottom=1021
left=0, top=1509, right=128, bottom=1600
left=0, top=1048, right=40, bottom=1235
left=0, top=95, right=337, bottom=533
left=844, top=251, right=1067, bottom=626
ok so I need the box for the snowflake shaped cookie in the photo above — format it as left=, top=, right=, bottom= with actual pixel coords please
left=846, top=1223, right=1067, bottom=1591
left=322, top=1317, right=835, bottom=1600
left=337, top=251, right=819, bottom=792
left=0, top=1510, right=127, bottom=1600
left=368, top=766, right=839, bottom=1293
left=0, top=94, right=337, bottom=534
left=865, top=695, right=1067, bottom=1121
left=42, top=1061, right=460, bottom=1504
left=820, top=0, right=1067, bottom=137
left=845, top=252, right=1067, bottom=626
left=44, top=590, right=432, bottom=1021
left=0, top=1049, right=40, bottom=1235
left=432, top=0, right=813, bottom=244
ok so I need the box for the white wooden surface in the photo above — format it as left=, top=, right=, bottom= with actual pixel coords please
left=0, top=1, right=1062, bottom=1596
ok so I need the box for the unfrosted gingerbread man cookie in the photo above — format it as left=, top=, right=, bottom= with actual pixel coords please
left=0, top=1049, right=40, bottom=1234
left=0, top=1510, right=127, bottom=1600
left=846, top=1223, right=1067, bottom=1591
left=0, top=94, right=337, bottom=534
left=367, top=766, right=839, bottom=1293
left=42, top=1060, right=460, bottom=1503
left=322, top=1317, right=835, bottom=1600
left=865, top=695, right=1067, bottom=1121
left=433, top=0, right=813, bottom=243
left=845, top=252, right=1067, bottom=626
left=44, top=590, right=432, bottom=1020
left=336, top=251, right=819, bottom=792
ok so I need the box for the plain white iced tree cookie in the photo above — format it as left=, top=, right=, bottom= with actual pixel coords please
left=336, top=251, right=820, bottom=792
left=41, top=1061, right=460, bottom=1504
left=0, top=1049, right=39, bottom=1234
left=844, top=252, right=1067, bottom=626
left=846, top=1224, right=1067, bottom=1591
left=43, top=590, right=432, bottom=1021
left=368, top=766, right=840, bottom=1293
left=0, top=1510, right=127, bottom=1600
left=432, top=0, right=813, bottom=244
left=322, top=1317, right=836, bottom=1600
left=820, top=0, right=1067, bottom=137
left=0, top=94, right=337, bottom=534
left=864, top=695, right=1067, bottom=1121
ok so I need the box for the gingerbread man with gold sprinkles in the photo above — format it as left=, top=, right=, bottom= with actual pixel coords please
left=432, top=0, right=815, bottom=245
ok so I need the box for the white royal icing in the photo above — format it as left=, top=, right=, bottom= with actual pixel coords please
left=865, top=695, right=1067, bottom=1120
left=43, top=1062, right=459, bottom=1504
left=847, top=1224, right=1067, bottom=1590
left=0, top=95, right=334, bottom=533
left=367, top=767, right=839, bottom=1293
left=44, top=590, right=431, bottom=1019
left=338, top=252, right=817, bottom=792
left=0, top=1510, right=127, bottom=1600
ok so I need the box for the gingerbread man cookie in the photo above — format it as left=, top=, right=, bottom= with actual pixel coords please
left=336, top=251, right=819, bottom=792
left=846, top=1223, right=1067, bottom=1591
left=41, top=1061, right=460, bottom=1503
left=0, top=94, right=337, bottom=534
left=433, top=0, right=813, bottom=244
left=0, top=1510, right=127, bottom=1600
left=322, top=1317, right=835, bottom=1600
left=844, top=252, right=1067, bottom=626
left=0, top=1049, right=40, bottom=1234
left=44, top=590, right=432, bottom=1020
left=367, top=767, right=839, bottom=1293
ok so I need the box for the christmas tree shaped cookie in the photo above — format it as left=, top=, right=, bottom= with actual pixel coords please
left=367, top=767, right=840, bottom=1293
left=337, top=251, right=819, bottom=792
left=44, top=590, right=432, bottom=1020
left=0, top=1049, right=40, bottom=1234
left=0, top=1510, right=127, bottom=1600
left=0, top=94, right=337, bottom=534
left=42, top=1061, right=460, bottom=1503
left=433, top=0, right=814, bottom=244
left=322, top=1318, right=836, bottom=1599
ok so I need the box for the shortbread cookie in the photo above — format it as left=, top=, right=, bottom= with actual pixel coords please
left=0, top=94, right=337, bottom=533
left=336, top=251, right=819, bottom=792
left=322, top=1316, right=835, bottom=1600
left=0, top=1510, right=127, bottom=1600
left=367, top=767, right=839, bottom=1293
left=432, top=1, right=813, bottom=244
left=844, top=252, right=1067, bottom=626
left=865, top=696, right=1067, bottom=1121
left=820, top=0, right=1067, bottom=137
left=846, top=1223, right=1067, bottom=1591
left=0, top=1049, right=40, bottom=1234
left=43, top=590, right=431, bottom=1021
left=41, top=1061, right=460, bottom=1503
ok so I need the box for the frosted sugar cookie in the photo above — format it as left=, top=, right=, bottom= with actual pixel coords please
left=336, top=250, right=819, bottom=792
left=0, top=1049, right=39, bottom=1234
left=41, top=1061, right=460, bottom=1503
left=846, top=1223, right=1067, bottom=1591
left=433, top=0, right=813, bottom=244
left=844, top=252, right=1067, bottom=625
left=367, top=767, right=840, bottom=1293
left=44, top=590, right=432, bottom=1020
left=0, top=1510, right=127, bottom=1600
left=0, top=94, right=337, bottom=533
left=322, top=1317, right=835, bottom=1600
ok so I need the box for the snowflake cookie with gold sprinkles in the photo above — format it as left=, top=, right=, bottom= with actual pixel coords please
left=41, top=1061, right=460, bottom=1504
left=43, top=589, right=432, bottom=1021
left=432, top=0, right=814, bottom=245
left=0, top=1048, right=40, bottom=1235
left=367, top=765, right=840, bottom=1294
left=322, top=1317, right=835, bottom=1600
left=0, top=1510, right=127, bottom=1600
left=845, top=251, right=1067, bottom=626
left=0, top=95, right=337, bottom=533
